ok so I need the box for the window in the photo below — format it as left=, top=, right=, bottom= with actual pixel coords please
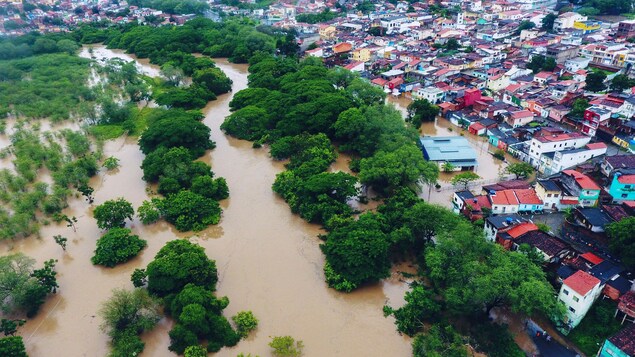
left=573, top=296, right=579, bottom=302
left=622, top=194, right=628, bottom=198
left=625, top=185, right=632, bottom=189
left=569, top=306, right=576, bottom=313
left=563, top=289, right=569, bottom=295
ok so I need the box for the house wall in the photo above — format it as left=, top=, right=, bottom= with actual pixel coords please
left=549, top=146, right=608, bottom=173
left=535, top=184, right=561, bottom=210
left=579, top=189, right=600, bottom=207
left=609, top=175, right=635, bottom=202
left=558, top=281, right=602, bottom=330
left=484, top=221, right=497, bottom=242
left=491, top=204, right=518, bottom=214
left=518, top=203, right=543, bottom=212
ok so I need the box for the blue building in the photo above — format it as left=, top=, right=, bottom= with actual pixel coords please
left=598, top=323, right=635, bottom=357
left=419, top=136, right=478, bottom=171
left=608, top=169, right=635, bottom=202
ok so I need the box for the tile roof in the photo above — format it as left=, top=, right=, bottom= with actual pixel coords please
left=490, top=189, right=520, bottom=205
left=514, top=188, right=543, bottom=205
left=613, top=327, right=635, bottom=356
left=617, top=174, right=635, bottom=184
left=505, top=222, right=539, bottom=239
left=563, top=170, right=601, bottom=190
left=516, top=231, right=568, bottom=257
left=586, top=142, right=607, bottom=150
left=563, top=270, right=601, bottom=296
left=605, top=155, right=635, bottom=170
left=580, top=252, right=603, bottom=265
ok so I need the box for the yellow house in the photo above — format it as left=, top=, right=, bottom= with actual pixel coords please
left=573, top=21, right=600, bottom=33
left=352, top=48, right=371, bottom=62
left=612, top=135, right=631, bottom=150
left=319, top=25, right=337, bottom=40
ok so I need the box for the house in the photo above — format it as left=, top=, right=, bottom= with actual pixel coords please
left=600, top=155, right=635, bottom=177
left=461, top=195, right=492, bottom=221
left=608, top=169, right=635, bottom=202
left=495, top=221, right=539, bottom=250
left=414, top=86, right=445, bottom=103
left=513, top=230, right=569, bottom=263
left=582, top=106, right=612, bottom=137
left=598, top=324, right=635, bottom=357
left=344, top=61, right=365, bottom=72
left=452, top=190, right=474, bottom=213
left=536, top=179, right=562, bottom=211
left=506, top=110, right=534, bottom=128
left=561, top=170, right=602, bottom=207
left=484, top=214, right=527, bottom=242
left=514, top=188, right=544, bottom=213
left=489, top=189, right=520, bottom=215
left=527, top=133, right=590, bottom=167
left=617, top=19, right=635, bottom=39
left=539, top=142, right=607, bottom=175
left=573, top=207, right=614, bottom=233
left=558, top=270, right=603, bottom=331
left=419, top=136, right=478, bottom=171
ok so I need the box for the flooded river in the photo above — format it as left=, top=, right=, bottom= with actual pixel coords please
left=1, top=47, right=412, bottom=356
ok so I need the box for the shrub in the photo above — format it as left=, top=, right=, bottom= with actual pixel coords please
left=92, top=228, right=147, bottom=267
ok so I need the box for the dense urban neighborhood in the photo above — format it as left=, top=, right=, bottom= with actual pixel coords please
left=2, top=0, right=635, bottom=356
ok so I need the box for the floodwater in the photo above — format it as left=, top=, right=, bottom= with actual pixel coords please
left=388, top=96, right=520, bottom=207
left=2, top=47, right=412, bottom=356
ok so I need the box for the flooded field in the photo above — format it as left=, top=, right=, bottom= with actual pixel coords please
left=1, top=47, right=412, bottom=356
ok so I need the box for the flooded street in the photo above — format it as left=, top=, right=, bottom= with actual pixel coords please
left=1, top=48, right=412, bottom=356
left=388, top=96, right=519, bottom=208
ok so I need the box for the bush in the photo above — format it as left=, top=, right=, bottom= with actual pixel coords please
left=91, top=228, right=147, bottom=267
left=269, top=336, right=304, bottom=357
left=0, top=336, right=27, bottom=357
left=137, top=199, right=162, bottom=225
left=232, top=311, right=259, bottom=338
left=93, top=198, right=135, bottom=230
left=161, top=190, right=221, bottom=232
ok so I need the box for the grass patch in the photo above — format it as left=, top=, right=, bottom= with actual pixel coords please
left=568, top=299, right=622, bottom=356
left=89, top=124, right=125, bottom=140
left=88, top=106, right=160, bottom=140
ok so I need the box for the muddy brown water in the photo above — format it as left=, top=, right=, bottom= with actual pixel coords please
left=1, top=47, right=412, bottom=356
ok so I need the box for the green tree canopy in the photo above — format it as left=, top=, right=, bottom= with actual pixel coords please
left=160, top=190, right=222, bottom=231
left=146, top=240, right=218, bottom=296
left=359, top=144, right=439, bottom=195
left=139, top=113, right=214, bottom=157
left=606, top=217, right=635, bottom=271
left=412, top=324, right=468, bottom=357
left=505, top=162, right=534, bottom=178
left=586, top=71, right=607, bottom=92
left=610, top=74, right=635, bottom=92
left=450, top=171, right=480, bottom=190
left=407, top=99, right=440, bottom=126
left=321, top=213, right=392, bottom=291
left=93, top=198, right=135, bottom=230
left=92, top=228, right=147, bottom=267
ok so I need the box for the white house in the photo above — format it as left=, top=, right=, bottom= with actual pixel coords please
left=527, top=132, right=591, bottom=167
left=538, top=143, right=608, bottom=175
left=414, top=86, right=445, bottom=104
left=558, top=270, right=602, bottom=330
left=554, top=12, right=587, bottom=32
left=564, top=57, right=591, bottom=73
